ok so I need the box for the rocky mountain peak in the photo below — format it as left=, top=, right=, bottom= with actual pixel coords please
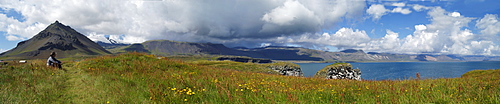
left=0, top=21, right=111, bottom=59
left=47, top=20, right=67, bottom=30
left=30, top=21, right=72, bottom=41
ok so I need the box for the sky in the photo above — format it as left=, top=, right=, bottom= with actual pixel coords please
left=1, top=0, right=500, bottom=55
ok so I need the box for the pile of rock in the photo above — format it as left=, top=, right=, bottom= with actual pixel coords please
left=266, top=62, right=304, bottom=77
left=314, top=63, right=361, bottom=81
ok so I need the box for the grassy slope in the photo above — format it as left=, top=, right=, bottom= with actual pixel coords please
left=1, top=53, right=499, bottom=103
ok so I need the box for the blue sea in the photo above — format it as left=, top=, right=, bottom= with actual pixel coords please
left=296, top=61, right=500, bottom=80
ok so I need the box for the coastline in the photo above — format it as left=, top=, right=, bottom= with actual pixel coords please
left=277, top=60, right=500, bottom=64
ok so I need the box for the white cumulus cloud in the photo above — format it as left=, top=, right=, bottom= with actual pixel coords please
left=366, top=4, right=389, bottom=20
left=473, top=41, right=500, bottom=55
left=476, top=14, right=500, bottom=40
left=278, top=28, right=370, bottom=50
left=399, top=24, right=441, bottom=53
left=398, top=7, right=477, bottom=54
left=363, top=30, right=401, bottom=52
left=391, top=2, right=406, bottom=7
left=296, top=6, right=500, bottom=55
left=383, top=7, right=500, bottom=55
left=391, top=7, right=412, bottom=14
left=412, top=4, right=430, bottom=12
left=261, top=0, right=318, bottom=26
left=367, top=3, right=412, bottom=20
left=449, top=12, right=461, bottom=17
left=260, top=0, right=321, bottom=34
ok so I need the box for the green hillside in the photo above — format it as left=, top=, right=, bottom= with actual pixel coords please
left=107, top=43, right=150, bottom=54
left=1, top=53, right=498, bottom=103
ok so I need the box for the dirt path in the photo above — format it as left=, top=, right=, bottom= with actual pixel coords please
left=63, top=66, right=107, bottom=103
left=56, top=62, right=152, bottom=103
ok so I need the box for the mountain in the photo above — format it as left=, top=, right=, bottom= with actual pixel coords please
left=143, top=40, right=240, bottom=56
left=101, top=40, right=500, bottom=62
left=118, top=40, right=322, bottom=61
left=340, top=49, right=364, bottom=53
left=96, top=37, right=130, bottom=49
left=235, top=46, right=323, bottom=61
left=0, top=21, right=111, bottom=59
left=107, top=43, right=150, bottom=54
left=96, top=41, right=130, bottom=49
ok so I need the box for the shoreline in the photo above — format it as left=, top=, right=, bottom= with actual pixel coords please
left=276, top=60, right=500, bottom=63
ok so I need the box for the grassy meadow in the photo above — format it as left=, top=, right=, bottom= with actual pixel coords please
left=1, top=53, right=499, bottom=103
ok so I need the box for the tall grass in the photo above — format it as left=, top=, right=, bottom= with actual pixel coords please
left=1, top=53, right=499, bottom=103
left=0, top=60, right=72, bottom=103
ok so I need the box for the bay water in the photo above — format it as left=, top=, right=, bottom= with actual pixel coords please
left=296, top=61, right=500, bottom=80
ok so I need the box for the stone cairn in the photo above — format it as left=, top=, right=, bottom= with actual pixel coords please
left=327, top=65, right=361, bottom=80
left=267, top=64, right=304, bottom=77
left=315, top=63, right=361, bottom=81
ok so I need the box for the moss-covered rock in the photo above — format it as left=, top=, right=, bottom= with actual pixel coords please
left=264, top=62, right=303, bottom=77
left=314, top=63, right=361, bottom=80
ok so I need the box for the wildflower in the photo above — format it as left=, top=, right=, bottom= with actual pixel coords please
left=107, top=101, right=110, bottom=103
left=213, top=79, right=219, bottom=83
left=184, top=99, right=188, bottom=101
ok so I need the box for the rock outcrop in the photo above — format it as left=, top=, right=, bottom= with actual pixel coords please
left=314, top=63, right=361, bottom=80
left=265, top=62, right=304, bottom=77
left=217, top=56, right=273, bottom=63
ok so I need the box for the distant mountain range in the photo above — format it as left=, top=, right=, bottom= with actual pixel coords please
left=104, top=40, right=322, bottom=61
left=0, top=21, right=110, bottom=59
left=2, top=21, right=499, bottom=62
left=101, top=40, right=500, bottom=62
